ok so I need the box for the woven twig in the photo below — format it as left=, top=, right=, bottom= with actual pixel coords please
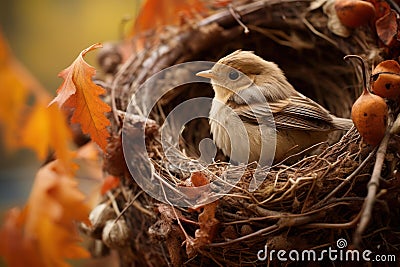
left=90, top=0, right=400, bottom=266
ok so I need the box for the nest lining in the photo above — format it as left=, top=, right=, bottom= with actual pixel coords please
left=94, top=1, right=400, bottom=266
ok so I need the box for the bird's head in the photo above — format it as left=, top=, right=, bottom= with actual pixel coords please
left=196, top=50, right=296, bottom=103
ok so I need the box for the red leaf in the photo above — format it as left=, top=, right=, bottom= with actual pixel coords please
left=366, top=0, right=391, bottom=19
left=376, top=10, right=399, bottom=47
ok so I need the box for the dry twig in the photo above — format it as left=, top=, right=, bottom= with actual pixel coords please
left=353, top=129, right=391, bottom=247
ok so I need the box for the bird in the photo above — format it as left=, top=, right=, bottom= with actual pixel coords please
left=196, top=50, right=353, bottom=164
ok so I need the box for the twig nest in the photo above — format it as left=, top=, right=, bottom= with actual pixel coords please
left=93, top=0, right=400, bottom=266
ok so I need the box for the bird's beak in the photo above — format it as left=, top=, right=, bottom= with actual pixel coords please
left=196, top=69, right=215, bottom=79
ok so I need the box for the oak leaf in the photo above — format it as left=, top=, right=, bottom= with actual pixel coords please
left=50, top=43, right=111, bottom=151
left=0, top=160, right=91, bottom=267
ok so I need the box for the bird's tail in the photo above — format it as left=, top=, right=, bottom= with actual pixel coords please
left=332, top=117, right=353, bottom=130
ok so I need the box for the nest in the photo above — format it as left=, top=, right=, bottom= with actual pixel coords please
left=90, top=1, right=400, bottom=266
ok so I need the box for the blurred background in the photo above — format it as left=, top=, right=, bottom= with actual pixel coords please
left=0, top=0, right=140, bottom=209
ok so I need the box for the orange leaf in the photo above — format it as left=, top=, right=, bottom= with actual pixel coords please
left=0, top=30, right=29, bottom=149
left=100, top=175, right=120, bottom=195
left=50, top=43, right=111, bottom=151
left=21, top=103, right=51, bottom=159
left=48, top=104, right=74, bottom=167
left=0, top=208, right=44, bottom=267
left=0, top=160, right=90, bottom=267
left=0, top=67, right=27, bottom=149
left=130, top=0, right=208, bottom=36
left=21, top=102, right=73, bottom=167
left=190, top=171, right=209, bottom=187
left=211, top=0, right=232, bottom=8
left=0, top=28, right=73, bottom=164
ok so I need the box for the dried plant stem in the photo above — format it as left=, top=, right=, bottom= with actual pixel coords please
left=301, top=14, right=337, bottom=47
left=311, top=149, right=376, bottom=210
left=208, top=224, right=279, bottom=247
left=114, top=191, right=146, bottom=223
left=353, top=130, right=391, bottom=247
left=305, top=210, right=361, bottom=229
left=106, top=190, right=122, bottom=216
left=228, top=5, right=249, bottom=34
left=110, top=50, right=147, bottom=124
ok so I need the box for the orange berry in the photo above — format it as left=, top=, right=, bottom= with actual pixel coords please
left=371, top=60, right=400, bottom=99
left=345, top=55, right=388, bottom=146
left=351, top=90, right=387, bottom=146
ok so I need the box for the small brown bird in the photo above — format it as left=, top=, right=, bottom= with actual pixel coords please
left=196, top=50, right=352, bottom=163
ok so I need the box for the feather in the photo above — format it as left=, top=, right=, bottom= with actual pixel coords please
left=232, top=91, right=351, bottom=131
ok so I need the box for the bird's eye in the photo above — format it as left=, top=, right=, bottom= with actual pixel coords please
left=228, top=70, right=240, bottom=80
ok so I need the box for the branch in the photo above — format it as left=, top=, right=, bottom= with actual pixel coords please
left=353, top=129, right=391, bottom=247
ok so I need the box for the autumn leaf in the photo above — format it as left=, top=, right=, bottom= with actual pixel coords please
left=100, top=175, right=120, bottom=195
left=0, top=208, right=43, bottom=267
left=0, top=160, right=91, bottom=267
left=196, top=201, right=219, bottom=242
left=186, top=201, right=219, bottom=257
left=121, top=0, right=210, bottom=59
left=190, top=171, right=209, bottom=187
left=130, top=0, right=208, bottom=36
left=21, top=103, right=51, bottom=159
left=50, top=43, right=111, bottom=151
left=0, top=28, right=75, bottom=166
left=211, top=0, right=232, bottom=8
left=20, top=102, right=73, bottom=167
left=0, top=67, right=27, bottom=149
left=376, top=10, right=399, bottom=47
left=0, top=30, right=29, bottom=149
left=183, top=173, right=219, bottom=257
left=366, top=0, right=390, bottom=19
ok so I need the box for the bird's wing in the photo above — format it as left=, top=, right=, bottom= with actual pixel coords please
left=236, top=93, right=335, bottom=131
